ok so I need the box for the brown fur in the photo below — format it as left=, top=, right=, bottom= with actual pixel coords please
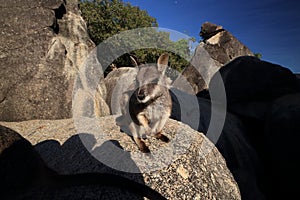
left=116, top=53, right=172, bottom=153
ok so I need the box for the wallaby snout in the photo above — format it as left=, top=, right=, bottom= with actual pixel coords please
left=136, top=83, right=156, bottom=103
left=137, top=87, right=147, bottom=101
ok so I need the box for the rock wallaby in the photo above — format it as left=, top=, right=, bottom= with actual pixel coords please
left=0, top=125, right=166, bottom=200
left=116, top=53, right=172, bottom=153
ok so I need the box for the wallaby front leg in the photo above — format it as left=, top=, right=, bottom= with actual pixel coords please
left=137, top=114, right=151, bottom=135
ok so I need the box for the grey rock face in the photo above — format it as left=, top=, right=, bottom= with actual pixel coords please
left=0, top=0, right=106, bottom=121
left=200, top=22, right=253, bottom=67
left=181, top=22, right=254, bottom=93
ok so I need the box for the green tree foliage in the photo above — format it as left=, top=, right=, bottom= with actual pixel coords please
left=80, top=0, right=158, bottom=44
left=79, top=0, right=194, bottom=75
left=254, top=52, right=262, bottom=59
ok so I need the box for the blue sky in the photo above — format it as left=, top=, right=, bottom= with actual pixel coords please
left=125, top=0, right=300, bottom=72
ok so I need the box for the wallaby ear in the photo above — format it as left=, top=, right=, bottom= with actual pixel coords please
left=130, top=55, right=139, bottom=67
left=157, top=53, right=169, bottom=71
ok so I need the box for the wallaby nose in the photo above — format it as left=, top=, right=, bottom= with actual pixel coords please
left=137, top=93, right=146, bottom=101
left=137, top=89, right=146, bottom=101
left=138, top=94, right=146, bottom=100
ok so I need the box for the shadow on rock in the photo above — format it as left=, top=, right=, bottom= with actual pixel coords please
left=170, top=87, right=265, bottom=200
left=175, top=56, right=300, bottom=200
left=263, top=93, right=300, bottom=199
left=0, top=126, right=165, bottom=200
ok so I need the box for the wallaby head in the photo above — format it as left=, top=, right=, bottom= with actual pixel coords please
left=131, top=53, right=170, bottom=104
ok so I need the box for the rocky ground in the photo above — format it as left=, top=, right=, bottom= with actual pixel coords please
left=0, top=116, right=241, bottom=200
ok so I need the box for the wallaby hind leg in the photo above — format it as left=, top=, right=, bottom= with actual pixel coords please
left=154, top=131, right=169, bottom=143
left=129, top=122, right=150, bottom=153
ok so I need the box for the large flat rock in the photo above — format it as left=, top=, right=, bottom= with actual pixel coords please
left=0, top=116, right=241, bottom=199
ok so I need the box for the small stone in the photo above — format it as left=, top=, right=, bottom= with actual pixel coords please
left=177, top=164, right=189, bottom=179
